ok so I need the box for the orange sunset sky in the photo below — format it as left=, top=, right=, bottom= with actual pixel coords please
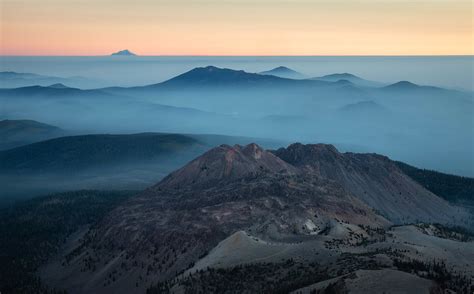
left=0, top=0, right=472, bottom=56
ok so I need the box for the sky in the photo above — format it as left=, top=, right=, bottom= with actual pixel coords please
left=0, top=0, right=472, bottom=56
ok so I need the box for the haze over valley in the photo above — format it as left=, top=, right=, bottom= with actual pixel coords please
left=1, top=57, right=473, bottom=293
left=2, top=0, right=474, bottom=290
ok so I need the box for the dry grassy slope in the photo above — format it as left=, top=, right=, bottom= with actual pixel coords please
left=273, top=143, right=467, bottom=224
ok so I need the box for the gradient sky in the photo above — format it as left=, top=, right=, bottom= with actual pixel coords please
left=1, top=0, right=472, bottom=56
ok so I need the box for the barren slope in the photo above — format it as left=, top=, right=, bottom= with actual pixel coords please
left=273, top=143, right=466, bottom=224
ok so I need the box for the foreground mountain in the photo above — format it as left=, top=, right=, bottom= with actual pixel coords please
left=0, top=119, right=66, bottom=150
left=40, top=143, right=472, bottom=293
left=259, top=66, right=306, bottom=79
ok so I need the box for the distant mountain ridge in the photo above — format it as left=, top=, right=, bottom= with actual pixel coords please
left=381, top=80, right=445, bottom=93
left=0, top=133, right=204, bottom=174
left=0, top=84, right=115, bottom=98
left=155, top=66, right=316, bottom=88
left=99, top=66, right=338, bottom=94
left=312, top=72, right=384, bottom=87
left=0, top=119, right=66, bottom=151
left=2, top=65, right=472, bottom=178
left=0, top=71, right=102, bottom=89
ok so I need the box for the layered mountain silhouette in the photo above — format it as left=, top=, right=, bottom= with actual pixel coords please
left=0, top=84, right=229, bottom=134
left=311, top=73, right=384, bottom=87
left=2, top=66, right=473, bottom=177
left=0, top=84, right=110, bottom=98
left=0, top=71, right=101, bottom=89
left=41, top=143, right=470, bottom=293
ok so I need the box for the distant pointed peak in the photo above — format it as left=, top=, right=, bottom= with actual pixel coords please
left=111, top=49, right=136, bottom=56
left=260, top=66, right=301, bottom=74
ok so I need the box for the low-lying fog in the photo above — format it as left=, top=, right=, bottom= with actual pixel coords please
left=2, top=56, right=473, bottom=90
left=0, top=57, right=473, bottom=204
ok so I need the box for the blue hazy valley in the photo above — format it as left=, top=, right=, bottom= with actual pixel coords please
left=1, top=57, right=473, bottom=180
left=1, top=56, right=474, bottom=294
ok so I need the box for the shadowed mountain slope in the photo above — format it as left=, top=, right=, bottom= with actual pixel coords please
left=272, top=143, right=466, bottom=224
left=0, top=133, right=204, bottom=174
left=395, top=161, right=474, bottom=205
